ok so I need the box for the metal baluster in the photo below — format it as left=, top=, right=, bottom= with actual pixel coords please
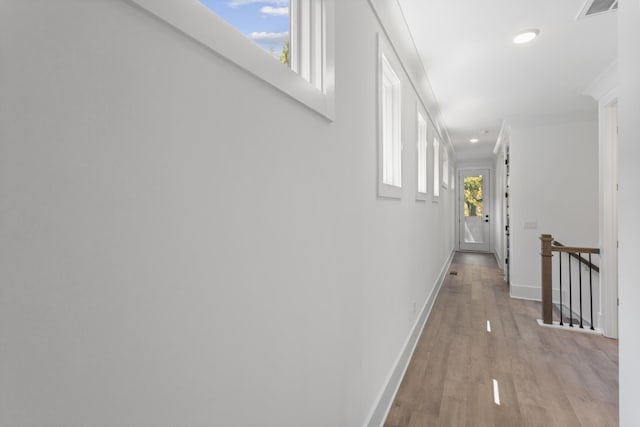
left=559, top=252, right=563, bottom=326
left=569, top=255, right=573, bottom=327
left=579, top=253, right=583, bottom=329
left=589, top=253, right=595, bottom=331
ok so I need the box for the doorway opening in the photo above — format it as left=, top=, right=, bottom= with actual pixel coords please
left=459, top=169, right=491, bottom=252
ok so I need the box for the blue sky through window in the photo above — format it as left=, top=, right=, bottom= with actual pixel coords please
left=199, top=0, right=290, bottom=62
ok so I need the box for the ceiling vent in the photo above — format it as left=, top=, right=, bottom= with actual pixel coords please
left=578, top=0, right=618, bottom=19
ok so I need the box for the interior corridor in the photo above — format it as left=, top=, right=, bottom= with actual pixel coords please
left=384, top=252, right=618, bottom=427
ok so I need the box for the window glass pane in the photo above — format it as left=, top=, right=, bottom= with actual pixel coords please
left=433, top=139, right=440, bottom=197
left=381, top=55, right=401, bottom=188
left=464, top=175, right=484, bottom=217
left=442, top=150, right=449, bottom=187
left=382, top=80, right=393, bottom=185
left=417, top=114, right=427, bottom=194
left=463, top=175, right=484, bottom=243
left=199, top=0, right=291, bottom=65
left=392, top=91, right=401, bottom=186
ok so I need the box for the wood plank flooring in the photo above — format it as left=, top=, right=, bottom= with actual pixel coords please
left=384, top=252, right=618, bottom=427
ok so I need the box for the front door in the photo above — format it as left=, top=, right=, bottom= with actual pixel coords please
left=459, top=169, right=491, bottom=252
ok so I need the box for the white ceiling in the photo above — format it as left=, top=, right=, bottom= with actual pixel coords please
left=397, top=0, right=617, bottom=159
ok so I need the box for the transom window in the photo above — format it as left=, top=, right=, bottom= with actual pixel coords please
left=433, top=138, right=440, bottom=199
left=381, top=54, right=402, bottom=188
left=199, top=1, right=291, bottom=65
left=198, top=0, right=324, bottom=92
left=417, top=110, right=428, bottom=199
left=377, top=46, right=403, bottom=199
left=442, top=146, right=449, bottom=189
left=129, top=0, right=334, bottom=119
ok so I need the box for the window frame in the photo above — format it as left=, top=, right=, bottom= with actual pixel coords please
left=450, top=160, right=456, bottom=190
left=432, top=137, right=440, bottom=202
left=416, top=105, right=429, bottom=201
left=377, top=33, right=403, bottom=199
left=441, top=145, right=449, bottom=189
left=127, top=0, right=335, bottom=120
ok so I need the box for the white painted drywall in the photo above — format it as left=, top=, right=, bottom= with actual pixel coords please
left=618, top=0, right=640, bottom=424
left=508, top=117, right=599, bottom=300
left=0, top=1, right=454, bottom=426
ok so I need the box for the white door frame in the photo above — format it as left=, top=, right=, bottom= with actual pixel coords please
left=599, top=96, right=618, bottom=338
left=458, top=168, right=491, bottom=252
left=585, top=64, right=618, bottom=338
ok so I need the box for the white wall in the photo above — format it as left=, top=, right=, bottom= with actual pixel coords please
left=509, top=117, right=599, bottom=301
left=0, top=1, right=455, bottom=426
left=618, top=0, right=640, bottom=424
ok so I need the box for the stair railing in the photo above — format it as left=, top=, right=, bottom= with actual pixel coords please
left=540, top=234, right=600, bottom=330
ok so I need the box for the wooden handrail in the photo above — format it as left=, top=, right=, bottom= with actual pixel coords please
left=551, top=246, right=600, bottom=254
left=552, top=241, right=600, bottom=272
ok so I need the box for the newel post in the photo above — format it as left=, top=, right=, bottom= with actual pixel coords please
left=540, top=234, right=554, bottom=324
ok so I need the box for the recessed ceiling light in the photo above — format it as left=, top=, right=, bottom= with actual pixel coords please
left=470, top=138, right=479, bottom=143
left=513, top=29, right=540, bottom=44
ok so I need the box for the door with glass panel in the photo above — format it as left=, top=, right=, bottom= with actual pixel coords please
left=459, top=169, right=491, bottom=252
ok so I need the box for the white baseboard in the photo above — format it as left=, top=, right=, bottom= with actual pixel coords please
left=536, top=319, right=603, bottom=335
left=509, top=284, right=572, bottom=304
left=494, top=250, right=503, bottom=269
left=554, top=302, right=599, bottom=331
left=510, top=283, right=541, bottom=301
left=364, top=250, right=455, bottom=427
left=511, top=285, right=600, bottom=330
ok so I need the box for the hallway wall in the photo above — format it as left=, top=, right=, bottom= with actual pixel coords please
left=618, top=0, right=640, bottom=424
left=508, top=117, right=599, bottom=300
left=0, top=1, right=455, bottom=426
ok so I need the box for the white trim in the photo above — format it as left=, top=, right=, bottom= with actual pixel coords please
left=441, top=147, right=450, bottom=189
left=555, top=299, right=602, bottom=331
left=450, top=160, right=456, bottom=191
left=584, top=63, right=618, bottom=339
left=504, top=110, right=597, bottom=128
left=493, top=121, right=511, bottom=155
left=432, top=138, right=440, bottom=201
left=510, top=285, right=602, bottom=330
left=126, top=0, right=335, bottom=121
left=377, top=33, right=403, bottom=199
left=584, top=61, right=618, bottom=100
left=536, top=319, right=603, bottom=335
left=416, top=103, right=429, bottom=201
left=510, top=284, right=571, bottom=305
left=598, top=99, right=618, bottom=338
left=365, top=0, right=454, bottom=156
left=364, top=250, right=455, bottom=427
left=510, top=284, right=541, bottom=301
left=493, top=251, right=503, bottom=269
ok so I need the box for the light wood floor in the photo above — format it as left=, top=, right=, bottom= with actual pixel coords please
left=384, top=252, right=618, bottom=427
